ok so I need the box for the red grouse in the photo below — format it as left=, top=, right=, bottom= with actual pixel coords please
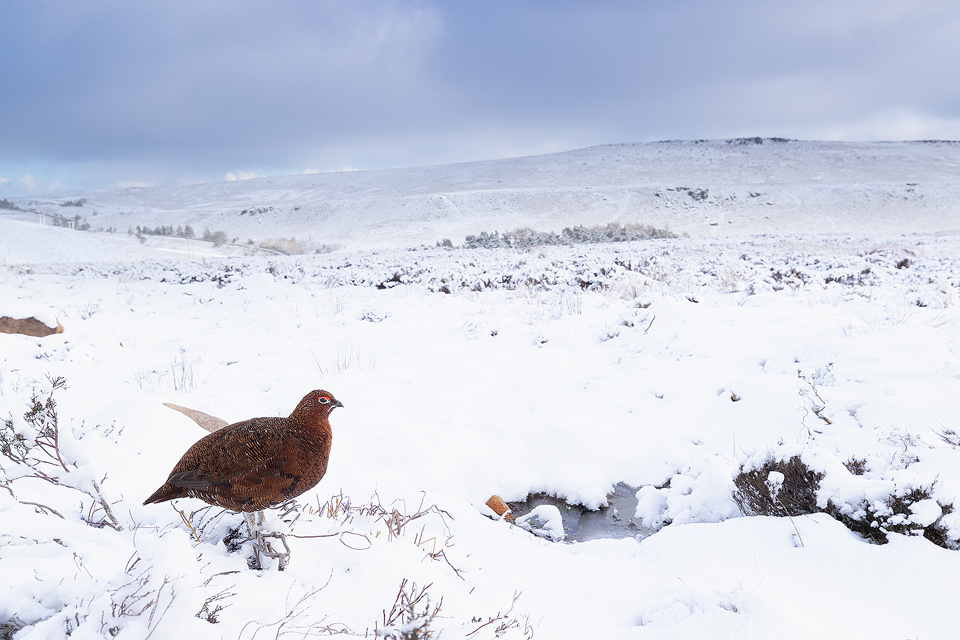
left=143, top=389, right=342, bottom=568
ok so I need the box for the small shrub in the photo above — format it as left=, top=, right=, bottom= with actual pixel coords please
left=843, top=457, right=868, bottom=475
left=732, top=456, right=823, bottom=517
left=0, top=618, right=25, bottom=639
left=824, top=268, right=874, bottom=286
left=195, top=587, right=234, bottom=624
left=376, top=579, right=442, bottom=640
left=769, top=268, right=811, bottom=289
left=1, top=376, right=120, bottom=530
left=935, top=428, right=960, bottom=448
left=733, top=454, right=955, bottom=548
left=829, top=486, right=954, bottom=548
left=238, top=206, right=274, bottom=216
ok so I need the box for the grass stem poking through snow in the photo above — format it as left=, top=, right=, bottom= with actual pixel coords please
left=376, top=579, right=443, bottom=640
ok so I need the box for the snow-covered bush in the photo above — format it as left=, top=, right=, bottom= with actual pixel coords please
left=732, top=451, right=957, bottom=549
left=1, top=376, right=119, bottom=530
left=828, top=484, right=955, bottom=548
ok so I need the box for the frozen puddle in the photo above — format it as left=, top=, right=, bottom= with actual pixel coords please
left=508, top=483, right=654, bottom=543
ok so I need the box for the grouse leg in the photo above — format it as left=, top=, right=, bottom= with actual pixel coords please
left=244, top=511, right=265, bottom=570
left=243, top=510, right=291, bottom=571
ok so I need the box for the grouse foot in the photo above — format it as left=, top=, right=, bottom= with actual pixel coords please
left=244, top=510, right=291, bottom=571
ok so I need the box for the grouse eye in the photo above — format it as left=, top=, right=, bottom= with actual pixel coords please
left=318, top=396, right=331, bottom=405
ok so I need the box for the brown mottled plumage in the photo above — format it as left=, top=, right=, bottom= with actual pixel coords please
left=143, top=390, right=342, bottom=512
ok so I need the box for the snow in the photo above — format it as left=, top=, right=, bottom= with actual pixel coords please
left=2, top=139, right=960, bottom=638
left=515, top=505, right=566, bottom=541
left=7, top=139, right=960, bottom=251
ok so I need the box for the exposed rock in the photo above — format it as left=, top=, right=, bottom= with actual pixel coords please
left=485, top=494, right=515, bottom=522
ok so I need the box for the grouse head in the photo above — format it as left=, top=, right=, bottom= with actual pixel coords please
left=290, top=389, right=343, bottom=423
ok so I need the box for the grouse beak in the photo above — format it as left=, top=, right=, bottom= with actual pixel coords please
left=334, top=400, right=344, bottom=409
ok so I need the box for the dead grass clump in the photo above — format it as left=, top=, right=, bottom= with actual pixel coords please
left=733, top=454, right=956, bottom=548
left=732, top=456, right=823, bottom=517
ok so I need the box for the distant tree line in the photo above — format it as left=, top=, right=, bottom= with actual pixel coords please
left=132, top=224, right=196, bottom=239
left=447, top=222, right=677, bottom=250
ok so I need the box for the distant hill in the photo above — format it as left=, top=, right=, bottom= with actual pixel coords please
left=7, top=138, right=960, bottom=250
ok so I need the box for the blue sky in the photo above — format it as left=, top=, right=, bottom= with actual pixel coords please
left=1, top=0, right=958, bottom=195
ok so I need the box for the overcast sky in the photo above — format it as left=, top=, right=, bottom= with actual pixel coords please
left=2, top=0, right=958, bottom=196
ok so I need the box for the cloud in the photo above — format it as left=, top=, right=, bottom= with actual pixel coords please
left=815, top=110, right=960, bottom=142
left=1, top=1, right=445, bottom=165
left=0, top=174, right=39, bottom=196
left=225, top=171, right=266, bottom=182
left=113, top=181, right=155, bottom=190
left=0, top=0, right=958, bottom=193
left=303, top=167, right=359, bottom=175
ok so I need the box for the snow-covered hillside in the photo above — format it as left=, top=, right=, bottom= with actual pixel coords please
left=2, top=140, right=960, bottom=639
left=5, top=138, right=960, bottom=253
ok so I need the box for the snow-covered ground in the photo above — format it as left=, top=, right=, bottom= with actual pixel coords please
left=2, top=140, right=960, bottom=638
left=7, top=138, right=960, bottom=249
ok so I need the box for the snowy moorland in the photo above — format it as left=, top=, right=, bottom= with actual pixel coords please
left=7, top=138, right=960, bottom=248
left=2, top=139, right=960, bottom=639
